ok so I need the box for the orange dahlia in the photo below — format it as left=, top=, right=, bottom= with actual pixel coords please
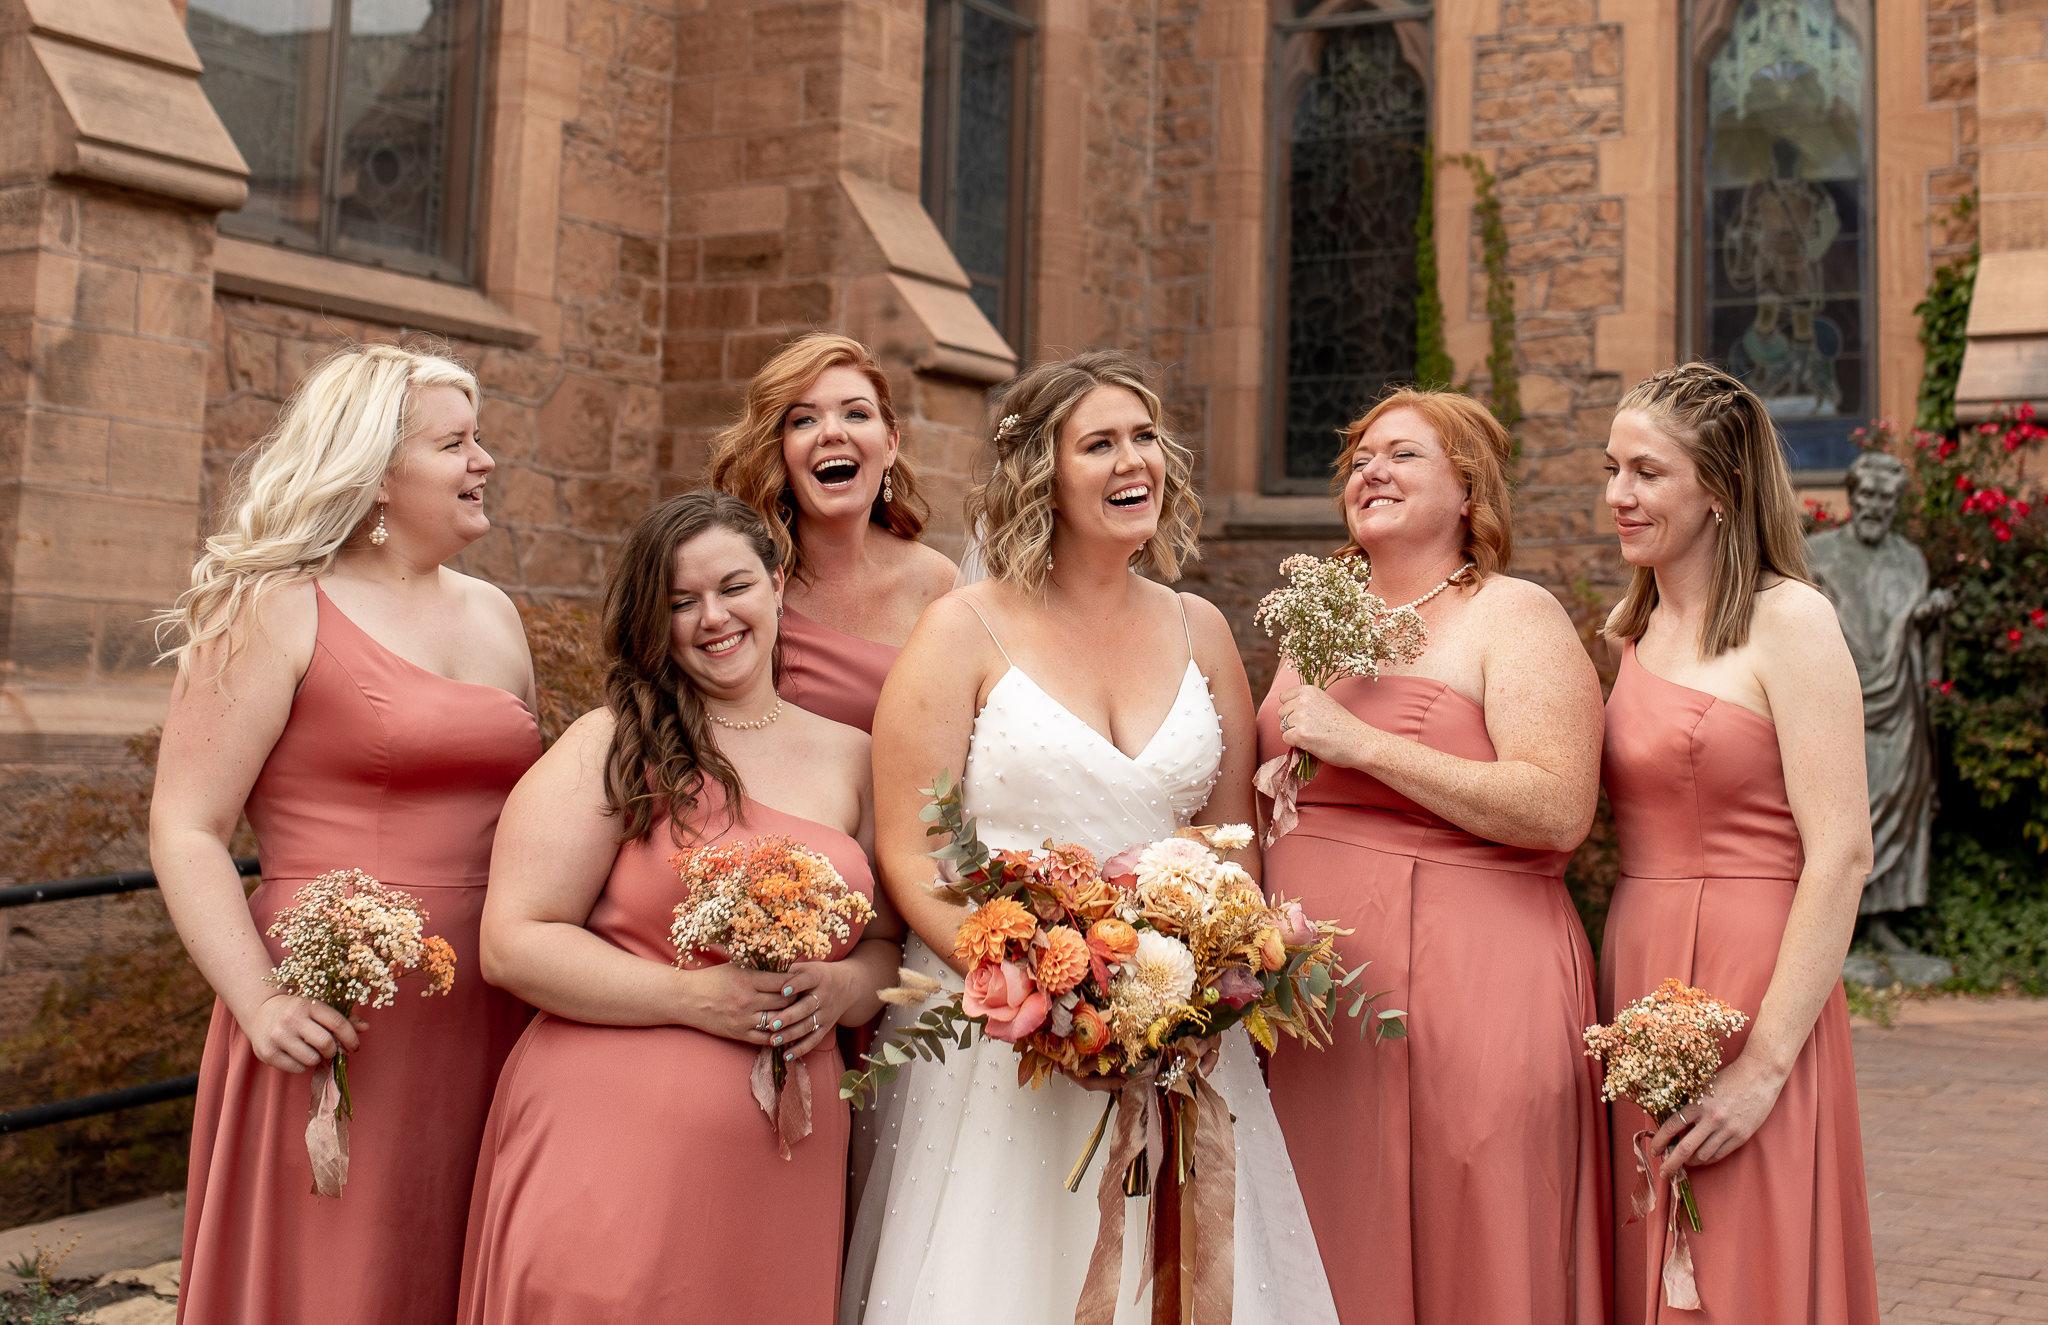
left=1036, top=925, right=1091, bottom=995
left=955, top=896, right=1037, bottom=965
left=1086, top=918, right=1139, bottom=964
left=1042, top=843, right=1100, bottom=889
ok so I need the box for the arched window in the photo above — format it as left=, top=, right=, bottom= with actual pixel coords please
left=1269, top=2, right=1432, bottom=490
left=924, top=0, right=1034, bottom=352
left=1688, top=0, right=1872, bottom=473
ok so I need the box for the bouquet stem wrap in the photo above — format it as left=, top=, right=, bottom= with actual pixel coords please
left=1627, top=1129, right=1702, bottom=1310
left=305, top=1059, right=350, bottom=1198
left=1075, top=1042, right=1235, bottom=1325
left=750, top=1047, right=814, bottom=1160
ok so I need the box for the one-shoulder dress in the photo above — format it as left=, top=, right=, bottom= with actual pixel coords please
left=780, top=606, right=901, bottom=734
left=1257, top=671, right=1610, bottom=1325
left=178, top=583, right=541, bottom=1325
left=1601, top=642, right=1878, bottom=1324
left=457, top=782, right=875, bottom=1322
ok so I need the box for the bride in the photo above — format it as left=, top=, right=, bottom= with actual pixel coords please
left=841, top=351, right=1339, bottom=1324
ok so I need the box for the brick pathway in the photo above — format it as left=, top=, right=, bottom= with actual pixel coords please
left=1855, top=996, right=2048, bottom=1322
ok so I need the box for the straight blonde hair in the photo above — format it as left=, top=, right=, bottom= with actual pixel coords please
left=964, top=350, right=1201, bottom=594
left=155, top=342, right=479, bottom=678
left=706, top=332, right=927, bottom=582
left=1603, top=362, right=1811, bottom=656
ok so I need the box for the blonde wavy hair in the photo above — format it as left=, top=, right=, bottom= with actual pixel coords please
left=706, top=332, right=927, bottom=582
left=964, top=350, right=1201, bottom=594
left=1332, top=387, right=1515, bottom=577
left=155, top=342, right=480, bottom=678
left=1603, top=361, right=1812, bottom=656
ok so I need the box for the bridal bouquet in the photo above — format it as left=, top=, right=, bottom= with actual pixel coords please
left=669, top=835, right=874, bottom=1159
left=1583, top=977, right=1751, bottom=1310
left=842, top=771, right=1401, bottom=1324
left=266, top=868, right=457, bottom=1197
left=1251, top=553, right=1428, bottom=843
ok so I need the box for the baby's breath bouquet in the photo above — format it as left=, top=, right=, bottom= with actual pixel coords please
left=1252, top=554, right=1427, bottom=842
left=266, top=868, right=456, bottom=1197
left=1584, top=977, right=1750, bottom=1309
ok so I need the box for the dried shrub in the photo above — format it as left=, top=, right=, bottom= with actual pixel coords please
left=520, top=599, right=606, bottom=746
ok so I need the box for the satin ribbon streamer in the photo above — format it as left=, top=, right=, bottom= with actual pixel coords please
left=1628, top=1128, right=1702, bottom=1311
left=1075, top=1043, right=1237, bottom=1325
left=1253, top=754, right=1303, bottom=846
left=306, top=1062, right=350, bottom=1197
left=750, top=1048, right=814, bottom=1160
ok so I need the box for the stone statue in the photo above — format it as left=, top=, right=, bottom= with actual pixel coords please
left=1807, top=453, right=1955, bottom=981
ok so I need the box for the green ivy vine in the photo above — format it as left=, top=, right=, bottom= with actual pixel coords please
left=1411, top=150, right=1521, bottom=434
left=1914, top=194, right=1978, bottom=435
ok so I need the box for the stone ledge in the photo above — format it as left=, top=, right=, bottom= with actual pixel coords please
left=840, top=174, right=1015, bottom=385
left=212, top=237, right=541, bottom=349
left=1206, top=494, right=1348, bottom=540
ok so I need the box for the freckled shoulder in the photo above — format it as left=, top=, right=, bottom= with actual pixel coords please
left=1750, top=578, right=1846, bottom=654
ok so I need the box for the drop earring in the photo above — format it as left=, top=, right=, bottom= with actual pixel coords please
left=882, top=467, right=895, bottom=504
left=1713, top=509, right=1724, bottom=526
left=370, top=503, right=389, bottom=547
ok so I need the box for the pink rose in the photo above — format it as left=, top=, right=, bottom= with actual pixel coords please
left=1278, top=900, right=1317, bottom=949
left=963, top=960, right=1050, bottom=1043
left=1214, top=966, right=1264, bottom=1010
left=1101, top=845, right=1145, bottom=890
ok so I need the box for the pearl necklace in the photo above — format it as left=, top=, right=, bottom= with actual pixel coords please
left=707, top=696, right=784, bottom=730
left=1377, top=562, right=1475, bottom=613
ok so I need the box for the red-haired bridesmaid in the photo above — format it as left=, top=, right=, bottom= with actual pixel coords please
left=151, top=344, right=539, bottom=1324
left=457, top=491, right=904, bottom=1321
left=709, top=332, right=956, bottom=733
left=1600, top=362, right=1878, bottom=1324
left=1260, top=388, right=1610, bottom=1325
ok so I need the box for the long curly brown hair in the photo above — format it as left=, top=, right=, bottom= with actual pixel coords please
left=600, top=491, right=783, bottom=843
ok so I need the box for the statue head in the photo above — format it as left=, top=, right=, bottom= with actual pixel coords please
left=1843, top=451, right=1909, bottom=546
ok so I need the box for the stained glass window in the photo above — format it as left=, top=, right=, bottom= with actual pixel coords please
left=1271, top=5, right=1432, bottom=488
left=924, top=0, right=1033, bottom=351
left=189, top=0, right=488, bottom=282
left=1696, top=0, right=1871, bottom=472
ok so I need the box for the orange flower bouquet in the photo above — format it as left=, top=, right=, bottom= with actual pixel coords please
left=669, top=835, right=874, bottom=1158
left=842, top=771, right=1401, bottom=1324
left=1584, top=977, right=1750, bottom=1309
left=266, top=868, right=457, bottom=1197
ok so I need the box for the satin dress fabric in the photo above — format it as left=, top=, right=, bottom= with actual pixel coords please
left=178, top=584, right=540, bottom=1325
left=1257, top=671, right=1611, bottom=1325
left=457, top=782, right=874, bottom=1323
left=778, top=607, right=901, bottom=734
left=1600, top=642, right=1878, bottom=1325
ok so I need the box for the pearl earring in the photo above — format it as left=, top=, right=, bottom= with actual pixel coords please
left=1713, top=509, right=1724, bottom=526
left=882, top=467, right=895, bottom=503
left=370, top=503, right=389, bottom=547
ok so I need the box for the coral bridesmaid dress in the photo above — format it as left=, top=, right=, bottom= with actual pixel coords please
left=179, top=584, right=541, bottom=1325
left=779, top=607, right=900, bottom=733
left=1258, top=671, right=1611, bottom=1325
left=1601, top=642, right=1878, bottom=1325
left=457, top=782, right=874, bottom=1323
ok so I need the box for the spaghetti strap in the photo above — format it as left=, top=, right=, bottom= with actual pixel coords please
left=957, top=598, right=1014, bottom=665
left=1175, top=593, right=1195, bottom=668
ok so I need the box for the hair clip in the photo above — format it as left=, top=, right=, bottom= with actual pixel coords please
left=995, top=414, right=1021, bottom=441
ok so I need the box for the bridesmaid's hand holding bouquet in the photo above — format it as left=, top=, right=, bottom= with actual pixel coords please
left=669, top=835, right=875, bottom=1159
left=1584, top=977, right=1750, bottom=1309
left=266, top=868, right=457, bottom=1197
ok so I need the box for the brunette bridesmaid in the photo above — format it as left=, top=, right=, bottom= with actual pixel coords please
left=1600, top=363, right=1878, bottom=1324
left=1260, top=388, right=1611, bottom=1325
left=709, top=332, right=957, bottom=733
left=150, top=344, right=540, bottom=1324
left=457, top=492, right=905, bottom=1321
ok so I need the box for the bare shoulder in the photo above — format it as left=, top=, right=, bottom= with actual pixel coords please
left=201, top=574, right=317, bottom=682
left=450, top=570, right=527, bottom=634
left=790, top=708, right=873, bottom=778
left=1751, top=578, right=1844, bottom=650
left=896, top=536, right=961, bottom=602
left=1176, top=590, right=1238, bottom=654
left=1469, top=573, right=1579, bottom=639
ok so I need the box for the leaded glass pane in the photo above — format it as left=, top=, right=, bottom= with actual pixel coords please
left=1703, top=0, right=1869, bottom=472
left=954, top=6, right=1017, bottom=330
left=188, top=0, right=334, bottom=249
left=1276, top=21, right=1429, bottom=483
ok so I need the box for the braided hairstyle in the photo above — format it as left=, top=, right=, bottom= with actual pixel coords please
left=600, top=490, right=783, bottom=843
left=1603, top=361, right=1812, bottom=656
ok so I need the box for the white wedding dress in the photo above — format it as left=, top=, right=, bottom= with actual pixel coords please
left=840, top=604, right=1339, bottom=1325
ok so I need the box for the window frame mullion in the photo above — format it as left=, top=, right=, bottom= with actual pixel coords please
left=318, top=0, right=352, bottom=258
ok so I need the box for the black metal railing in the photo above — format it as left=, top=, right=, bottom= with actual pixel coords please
left=0, top=858, right=257, bottom=1135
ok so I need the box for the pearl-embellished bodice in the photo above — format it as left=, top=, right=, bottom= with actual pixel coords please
left=961, top=660, right=1224, bottom=857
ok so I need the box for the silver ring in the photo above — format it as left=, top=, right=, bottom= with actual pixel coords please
left=812, top=1013, right=821, bottom=1033
left=1278, top=715, right=1290, bottom=732
left=756, top=1010, right=769, bottom=1031
left=1677, top=1108, right=1689, bottom=1125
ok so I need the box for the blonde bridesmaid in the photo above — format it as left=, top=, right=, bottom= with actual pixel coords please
left=1260, top=388, right=1611, bottom=1325
left=1600, top=362, right=1878, bottom=1324
left=710, top=333, right=956, bottom=733
left=151, top=345, right=540, bottom=1324
left=458, top=492, right=904, bottom=1321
